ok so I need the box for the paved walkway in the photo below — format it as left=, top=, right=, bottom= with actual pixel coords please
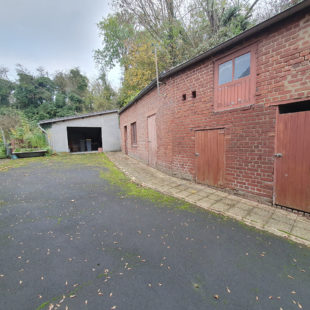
left=107, top=152, right=310, bottom=247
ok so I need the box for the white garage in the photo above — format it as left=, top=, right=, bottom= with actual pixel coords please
left=39, top=110, right=121, bottom=153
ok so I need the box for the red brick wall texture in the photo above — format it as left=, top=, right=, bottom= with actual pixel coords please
left=119, top=10, right=310, bottom=202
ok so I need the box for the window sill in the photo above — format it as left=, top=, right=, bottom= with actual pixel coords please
left=131, top=144, right=138, bottom=148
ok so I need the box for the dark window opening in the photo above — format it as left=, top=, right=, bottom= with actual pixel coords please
left=67, top=127, right=102, bottom=152
left=131, top=122, right=137, bottom=145
left=192, top=91, right=197, bottom=98
left=279, top=101, right=310, bottom=114
left=182, top=94, right=186, bottom=101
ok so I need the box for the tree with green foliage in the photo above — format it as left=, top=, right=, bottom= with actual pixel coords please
left=94, top=12, right=136, bottom=72
left=95, top=0, right=263, bottom=106
left=88, top=71, right=118, bottom=111
left=0, top=67, right=15, bottom=107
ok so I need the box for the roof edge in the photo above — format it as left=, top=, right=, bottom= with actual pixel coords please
left=39, top=109, right=119, bottom=125
left=119, top=1, right=310, bottom=114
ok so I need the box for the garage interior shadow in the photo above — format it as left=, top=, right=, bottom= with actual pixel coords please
left=67, top=127, right=102, bottom=152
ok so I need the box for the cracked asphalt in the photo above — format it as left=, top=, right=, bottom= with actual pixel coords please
left=0, top=154, right=309, bottom=310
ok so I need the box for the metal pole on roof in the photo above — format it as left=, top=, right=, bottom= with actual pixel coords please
left=154, top=46, right=160, bottom=96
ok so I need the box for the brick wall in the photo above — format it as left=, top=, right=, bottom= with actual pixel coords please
left=120, top=10, right=310, bottom=202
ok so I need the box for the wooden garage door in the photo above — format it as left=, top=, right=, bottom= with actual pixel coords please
left=195, top=129, right=225, bottom=186
left=275, top=109, right=310, bottom=212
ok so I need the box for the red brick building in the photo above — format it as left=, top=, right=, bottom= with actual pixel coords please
left=119, top=2, right=310, bottom=213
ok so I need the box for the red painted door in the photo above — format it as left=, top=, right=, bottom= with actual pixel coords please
left=147, top=115, right=157, bottom=166
left=275, top=110, right=310, bottom=212
left=195, top=129, right=225, bottom=186
left=124, top=126, right=128, bottom=155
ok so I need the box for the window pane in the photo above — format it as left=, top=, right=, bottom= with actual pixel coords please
left=219, top=60, right=232, bottom=85
left=234, top=52, right=250, bottom=80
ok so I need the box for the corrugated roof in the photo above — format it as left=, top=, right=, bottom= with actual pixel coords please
left=39, top=109, right=119, bottom=125
left=119, top=1, right=310, bottom=114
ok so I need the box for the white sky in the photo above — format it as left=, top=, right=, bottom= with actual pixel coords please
left=0, top=0, right=122, bottom=88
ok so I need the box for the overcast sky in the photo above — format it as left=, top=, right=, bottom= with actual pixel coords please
left=0, top=0, right=121, bottom=88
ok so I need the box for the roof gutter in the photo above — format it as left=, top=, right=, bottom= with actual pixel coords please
left=119, top=1, right=310, bottom=114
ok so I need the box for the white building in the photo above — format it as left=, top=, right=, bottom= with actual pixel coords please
left=39, top=110, right=121, bottom=153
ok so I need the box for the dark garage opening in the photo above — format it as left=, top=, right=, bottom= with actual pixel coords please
left=67, top=127, right=102, bottom=152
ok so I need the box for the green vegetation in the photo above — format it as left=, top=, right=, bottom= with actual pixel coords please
left=94, top=0, right=299, bottom=106
left=0, top=107, right=48, bottom=157
left=0, top=66, right=118, bottom=123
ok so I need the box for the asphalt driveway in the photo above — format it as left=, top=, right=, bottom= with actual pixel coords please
left=0, top=154, right=309, bottom=310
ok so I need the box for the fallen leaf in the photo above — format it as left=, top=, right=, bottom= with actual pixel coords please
left=158, top=282, right=163, bottom=286
left=111, top=306, right=117, bottom=310
left=226, top=287, right=231, bottom=293
left=288, top=275, right=294, bottom=279
left=213, top=294, right=219, bottom=300
left=269, top=296, right=273, bottom=299
left=48, top=304, right=54, bottom=310
left=109, top=292, right=113, bottom=297
left=69, top=295, right=75, bottom=298
left=291, top=290, right=296, bottom=294
left=256, top=296, right=259, bottom=301
left=85, top=300, right=88, bottom=305
left=298, top=302, right=303, bottom=309
left=19, top=280, right=23, bottom=285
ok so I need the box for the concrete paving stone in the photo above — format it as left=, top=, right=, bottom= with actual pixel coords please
left=196, top=197, right=217, bottom=209
left=165, top=187, right=184, bottom=195
left=221, top=197, right=239, bottom=207
left=271, top=210, right=297, bottom=225
left=292, top=220, right=310, bottom=233
left=264, top=218, right=293, bottom=234
left=234, top=202, right=255, bottom=213
left=295, top=216, right=310, bottom=227
left=226, top=194, right=242, bottom=202
left=225, top=205, right=254, bottom=220
left=174, top=190, right=193, bottom=199
left=209, top=201, right=232, bottom=213
left=207, top=193, right=224, bottom=201
left=184, top=194, right=205, bottom=203
left=290, top=226, right=310, bottom=241
left=244, top=208, right=273, bottom=226
left=195, top=190, right=209, bottom=197
left=215, top=191, right=230, bottom=198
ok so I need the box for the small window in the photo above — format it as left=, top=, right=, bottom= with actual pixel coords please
left=192, top=91, right=197, bottom=98
left=219, top=60, right=233, bottom=85
left=234, top=52, right=250, bottom=80
left=131, top=122, right=137, bottom=145
left=182, top=94, right=186, bottom=101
